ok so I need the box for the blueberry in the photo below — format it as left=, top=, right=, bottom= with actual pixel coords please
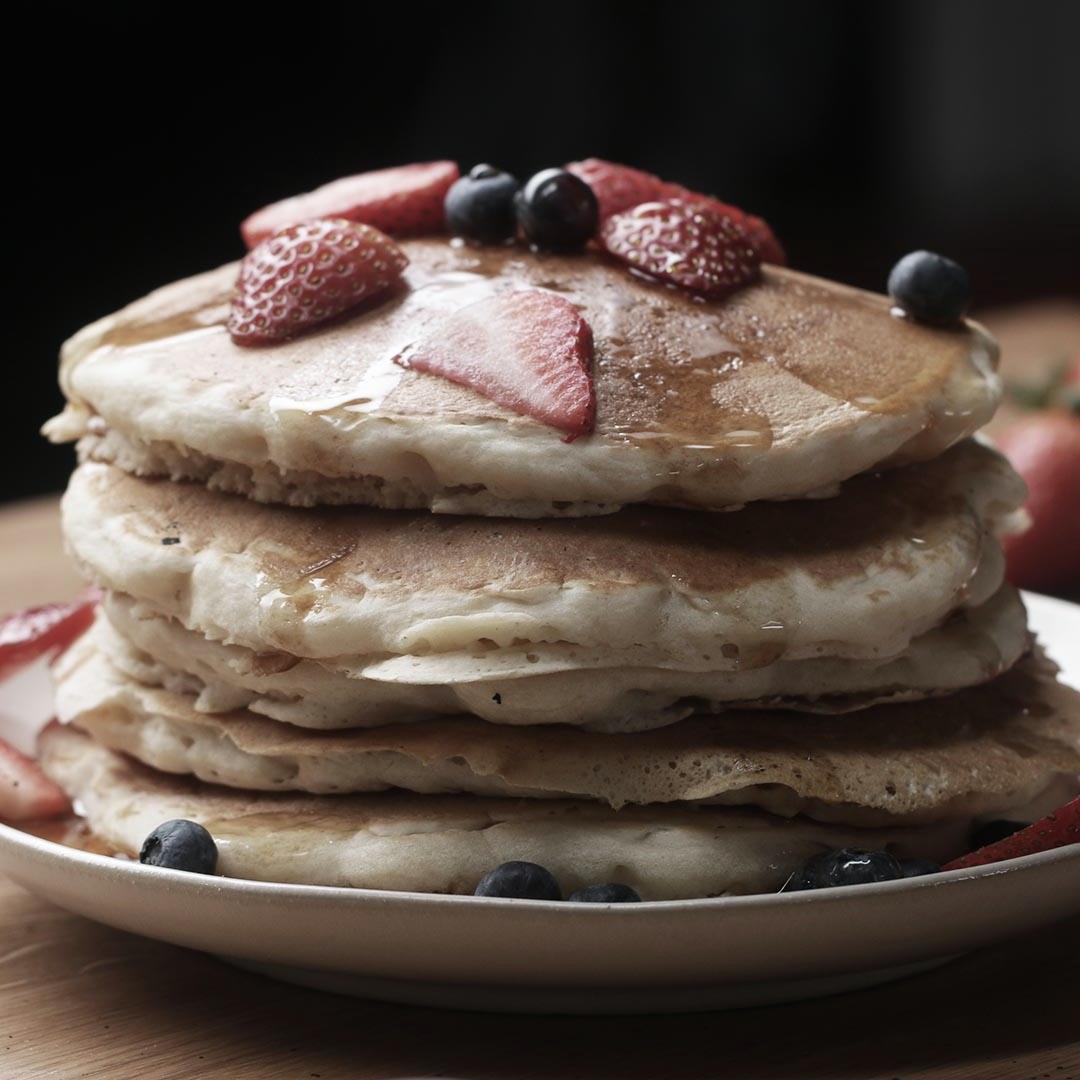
left=784, top=848, right=902, bottom=891
left=444, top=164, right=520, bottom=244
left=898, top=857, right=941, bottom=878
left=568, top=883, right=642, bottom=903
left=970, top=819, right=1028, bottom=850
left=819, top=849, right=902, bottom=886
left=514, top=168, right=598, bottom=251
left=139, top=819, right=218, bottom=875
left=474, top=860, right=562, bottom=900
left=887, top=250, right=971, bottom=325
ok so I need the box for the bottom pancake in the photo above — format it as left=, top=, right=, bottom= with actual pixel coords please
left=39, top=724, right=977, bottom=899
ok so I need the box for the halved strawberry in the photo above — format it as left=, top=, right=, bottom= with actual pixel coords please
left=944, top=796, right=1080, bottom=870
left=0, top=591, right=98, bottom=681
left=241, top=161, right=460, bottom=248
left=398, top=290, right=595, bottom=439
left=566, top=159, right=684, bottom=220
left=229, top=219, right=408, bottom=346
left=600, top=198, right=762, bottom=300
left=0, top=736, right=71, bottom=822
left=743, top=214, right=787, bottom=266
left=567, top=158, right=786, bottom=265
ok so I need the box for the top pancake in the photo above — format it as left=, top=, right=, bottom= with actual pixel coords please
left=45, top=239, right=1001, bottom=517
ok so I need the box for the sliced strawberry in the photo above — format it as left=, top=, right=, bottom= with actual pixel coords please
left=241, top=161, right=460, bottom=248
left=600, top=198, right=762, bottom=300
left=566, top=159, right=684, bottom=220
left=0, top=736, right=71, bottom=822
left=944, top=797, right=1080, bottom=870
left=398, top=290, right=595, bottom=438
left=743, top=213, right=787, bottom=266
left=229, top=219, right=408, bottom=346
left=567, top=158, right=786, bottom=265
left=0, top=591, right=98, bottom=682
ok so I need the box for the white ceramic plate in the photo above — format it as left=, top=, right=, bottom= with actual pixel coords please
left=2, top=592, right=1078, bottom=1014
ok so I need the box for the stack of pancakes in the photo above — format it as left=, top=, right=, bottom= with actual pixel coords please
left=41, top=241, right=1080, bottom=899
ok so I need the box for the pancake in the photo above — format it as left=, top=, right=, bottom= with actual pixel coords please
left=61, top=442, right=1023, bottom=674
left=38, top=724, right=975, bottom=898
left=44, top=240, right=1001, bottom=517
left=54, top=640, right=1080, bottom=827
left=97, top=586, right=1029, bottom=730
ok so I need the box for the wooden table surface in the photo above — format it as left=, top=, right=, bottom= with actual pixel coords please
left=4, top=284, right=1080, bottom=1080
left=2, top=502, right=1079, bottom=1080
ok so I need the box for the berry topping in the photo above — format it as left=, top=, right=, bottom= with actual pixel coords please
left=783, top=848, right=903, bottom=891
left=514, top=168, right=599, bottom=251
left=600, top=198, right=762, bottom=300
left=474, top=860, right=562, bottom=900
left=566, top=158, right=683, bottom=220
left=0, top=591, right=98, bottom=681
left=887, top=250, right=972, bottom=325
left=567, top=158, right=786, bottom=264
left=241, top=161, right=459, bottom=248
left=897, top=858, right=941, bottom=879
left=399, top=289, right=595, bottom=438
left=568, top=884, right=642, bottom=903
left=944, top=797, right=1079, bottom=870
left=229, top=219, right=408, bottom=346
left=140, top=819, right=219, bottom=875
left=445, top=164, right=521, bottom=244
left=0, top=736, right=71, bottom=822
left=743, top=214, right=787, bottom=267
left=969, top=819, right=1028, bottom=850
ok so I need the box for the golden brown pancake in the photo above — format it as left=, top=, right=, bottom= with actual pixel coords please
left=61, top=443, right=1022, bottom=670
left=39, top=724, right=977, bottom=898
left=55, top=639, right=1080, bottom=828
left=45, top=240, right=1000, bottom=516
left=94, top=585, right=1029, bottom=731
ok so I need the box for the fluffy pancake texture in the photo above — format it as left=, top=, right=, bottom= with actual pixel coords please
left=97, top=586, right=1029, bottom=730
left=45, top=241, right=1001, bottom=516
left=54, top=639, right=1080, bottom=827
left=61, top=442, right=1022, bottom=674
left=38, top=724, right=975, bottom=898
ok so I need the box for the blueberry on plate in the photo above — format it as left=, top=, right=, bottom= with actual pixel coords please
left=139, top=819, right=218, bottom=875
left=444, top=164, right=520, bottom=244
left=515, top=168, right=599, bottom=251
left=970, top=819, right=1028, bottom=850
left=474, top=860, right=562, bottom=900
left=783, top=848, right=903, bottom=891
left=568, top=883, right=642, bottom=903
left=887, top=250, right=971, bottom=325
left=897, top=857, right=941, bottom=878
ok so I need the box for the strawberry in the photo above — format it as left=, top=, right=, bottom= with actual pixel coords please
left=398, top=290, right=595, bottom=438
left=229, top=219, right=408, bottom=346
left=600, top=198, right=762, bottom=300
left=944, top=796, right=1079, bottom=870
left=241, top=161, right=459, bottom=248
left=0, top=736, right=71, bottom=822
left=0, top=591, right=98, bottom=681
left=996, top=411, right=1080, bottom=592
left=567, top=158, right=786, bottom=265
left=566, top=158, right=684, bottom=220
left=743, top=213, right=787, bottom=266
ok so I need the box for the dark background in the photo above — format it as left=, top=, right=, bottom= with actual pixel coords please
left=8, top=0, right=1079, bottom=503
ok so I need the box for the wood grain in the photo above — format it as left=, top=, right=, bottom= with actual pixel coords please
left=2, top=472, right=1079, bottom=1076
